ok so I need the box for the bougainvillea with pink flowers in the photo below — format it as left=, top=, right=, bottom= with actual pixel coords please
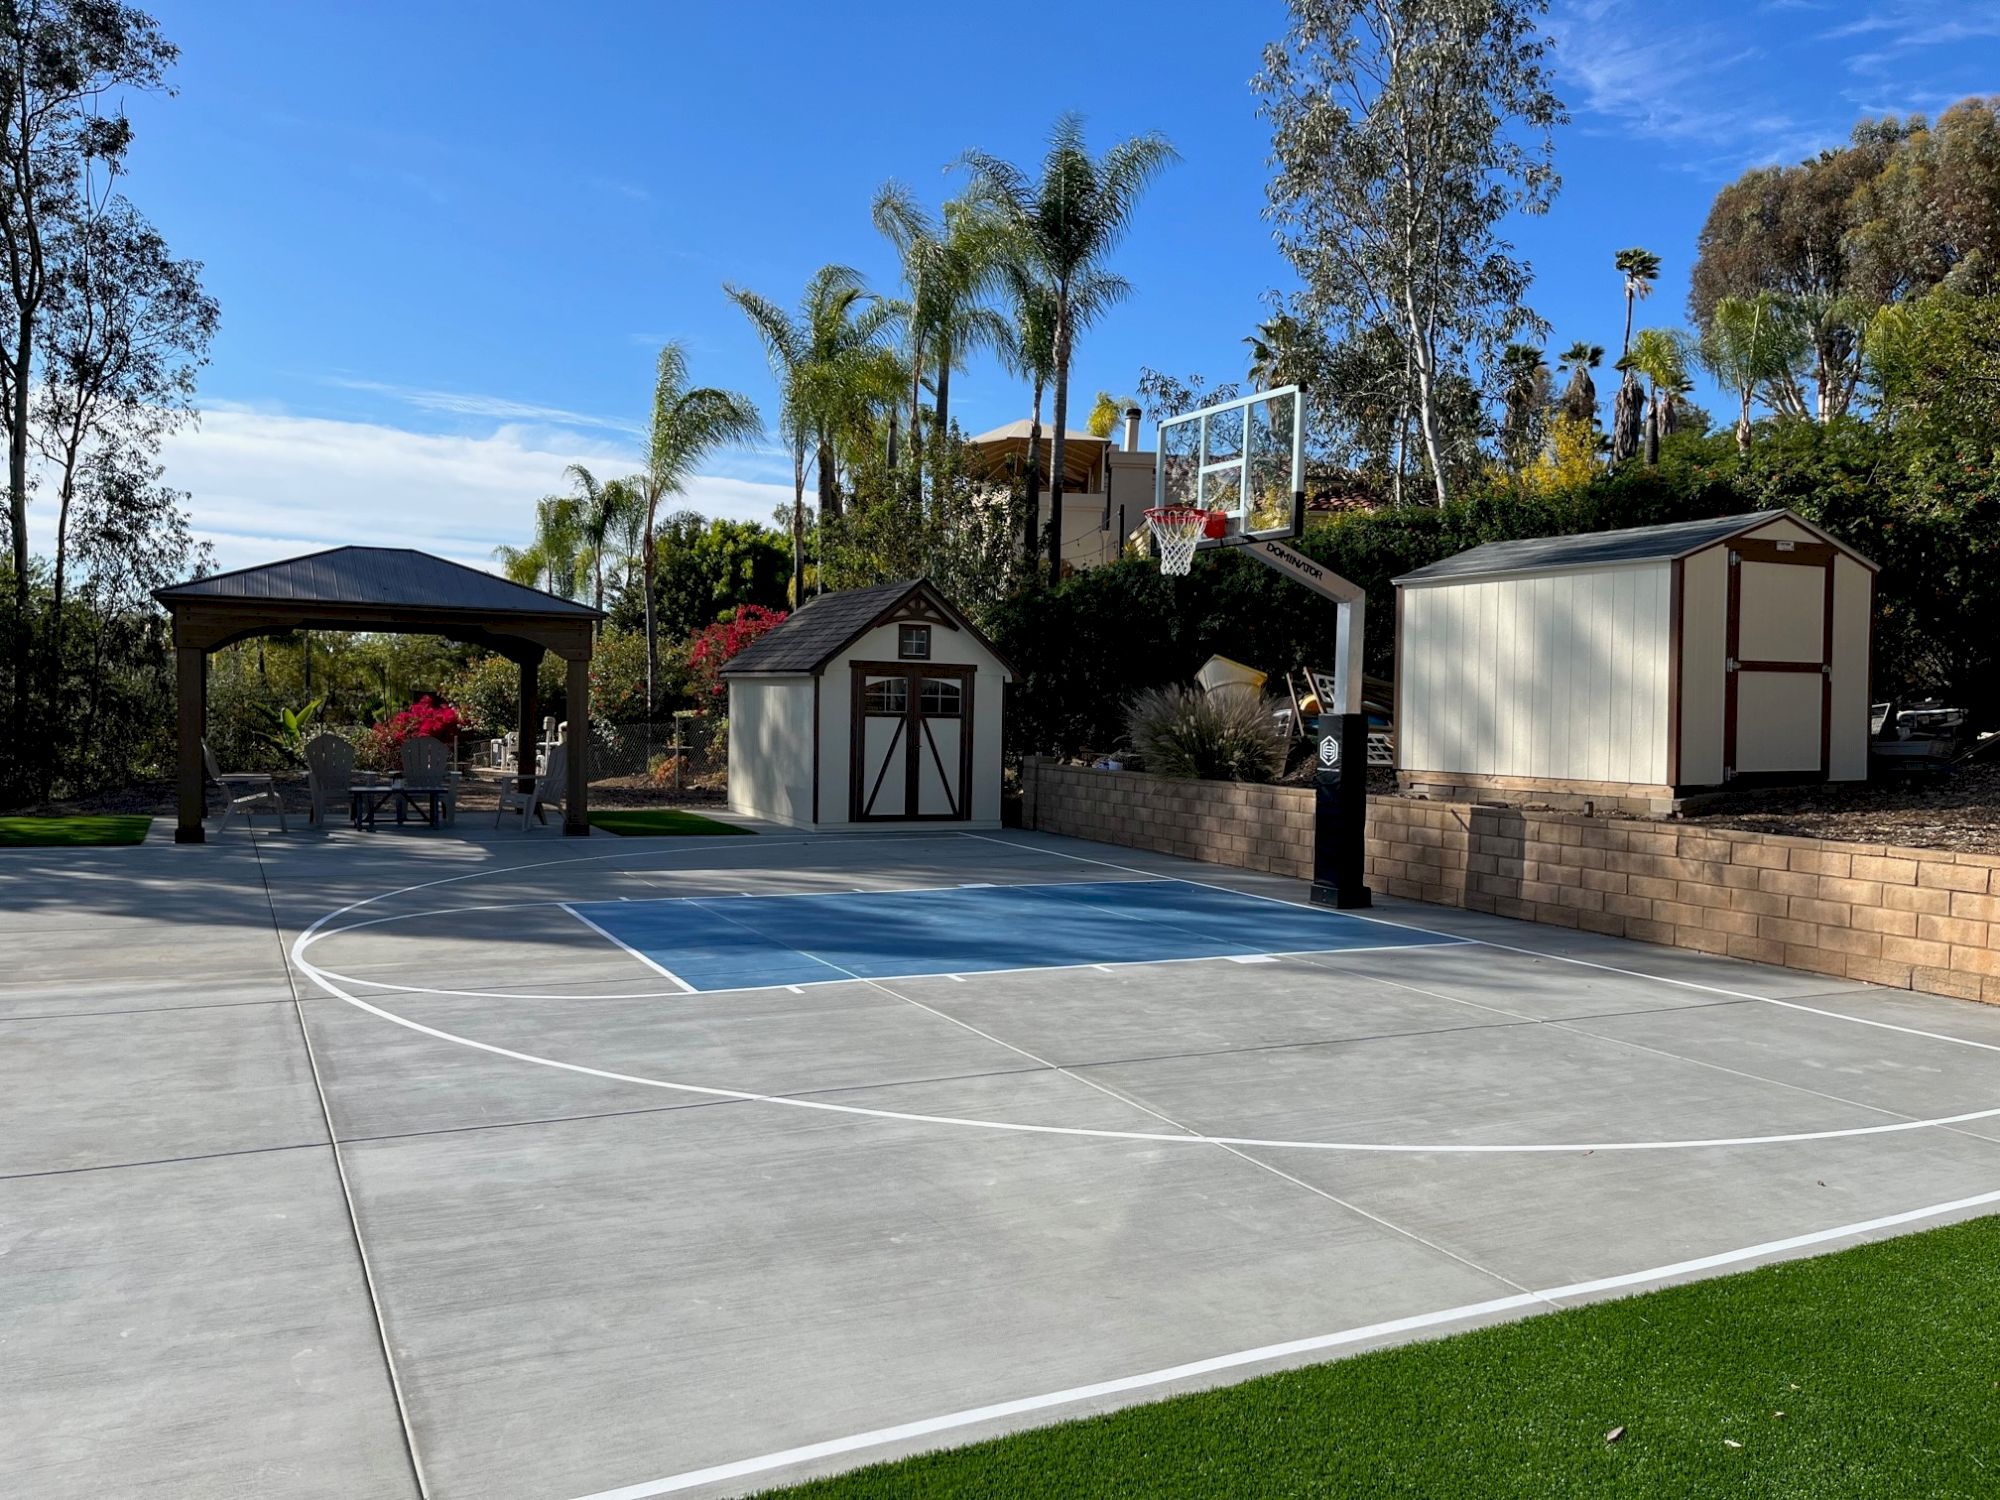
left=687, top=604, right=787, bottom=701
left=361, top=694, right=462, bottom=768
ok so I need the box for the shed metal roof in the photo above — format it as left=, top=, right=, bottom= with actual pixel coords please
left=1394, top=510, right=1865, bottom=585
left=154, top=545, right=601, bottom=618
left=721, top=579, right=1014, bottom=677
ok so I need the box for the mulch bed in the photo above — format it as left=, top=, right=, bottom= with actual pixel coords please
left=1673, top=761, right=2000, bottom=854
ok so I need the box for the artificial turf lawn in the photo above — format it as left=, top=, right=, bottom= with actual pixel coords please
left=0, top=814, right=153, bottom=846
left=763, top=1212, right=2000, bottom=1498
left=587, top=808, right=751, bottom=837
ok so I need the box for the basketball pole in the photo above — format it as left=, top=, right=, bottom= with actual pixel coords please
left=1221, top=494, right=1372, bottom=909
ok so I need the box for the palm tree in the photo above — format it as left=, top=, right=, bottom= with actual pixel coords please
left=554, top=463, right=643, bottom=621
left=493, top=494, right=585, bottom=598
left=1556, top=342, right=1603, bottom=427
left=1614, top=248, right=1661, bottom=358
left=996, top=253, right=1059, bottom=569
left=727, top=266, right=896, bottom=599
left=1610, top=249, right=1662, bottom=465
left=1624, top=327, right=1692, bottom=465
left=633, top=342, right=760, bottom=713
left=1244, top=309, right=1308, bottom=390
left=872, top=185, right=1009, bottom=489
left=1497, top=344, right=1551, bottom=473
left=961, top=114, right=1177, bottom=582
left=1697, top=293, right=1807, bottom=458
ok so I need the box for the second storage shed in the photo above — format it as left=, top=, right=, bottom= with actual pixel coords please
left=1394, top=510, right=1874, bottom=813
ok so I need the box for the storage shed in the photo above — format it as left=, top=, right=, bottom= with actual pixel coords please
left=1393, top=511, right=1875, bottom=813
left=720, top=579, right=1013, bottom=829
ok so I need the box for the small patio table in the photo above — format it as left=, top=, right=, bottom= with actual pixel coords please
left=350, top=778, right=447, bottom=830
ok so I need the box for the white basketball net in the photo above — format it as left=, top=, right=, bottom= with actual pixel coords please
left=1146, top=507, right=1208, bottom=576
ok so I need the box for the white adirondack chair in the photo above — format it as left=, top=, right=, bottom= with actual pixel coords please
left=303, top=733, right=354, bottom=826
left=203, top=740, right=288, bottom=836
left=496, top=741, right=565, bottom=830
left=399, top=734, right=459, bottom=823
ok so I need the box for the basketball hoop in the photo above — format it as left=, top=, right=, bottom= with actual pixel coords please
left=1146, top=506, right=1227, bottom=575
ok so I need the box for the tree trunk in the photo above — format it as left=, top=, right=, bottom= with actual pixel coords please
left=1611, top=374, right=1643, bottom=463
left=7, top=319, right=31, bottom=775
left=790, top=444, right=806, bottom=605
left=1047, top=314, right=1072, bottom=583
left=815, top=432, right=837, bottom=523
left=907, top=325, right=926, bottom=503
left=642, top=505, right=658, bottom=718
left=885, top=407, right=899, bottom=471
left=1024, top=379, right=1043, bottom=571
left=1644, top=389, right=1661, bottom=465
left=1621, top=292, right=1634, bottom=357
left=38, top=481, right=75, bottom=801
left=934, top=332, right=952, bottom=451
left=1736, top=391, right=1752, bottom=459
left=1397, top=283, right=1448, bottom=505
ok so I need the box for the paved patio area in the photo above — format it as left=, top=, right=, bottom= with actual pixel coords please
left=8, top=822, right=2000, bottom=1499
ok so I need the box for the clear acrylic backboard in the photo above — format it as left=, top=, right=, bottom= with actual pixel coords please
left=1154, top=385, right=1305, bottom=547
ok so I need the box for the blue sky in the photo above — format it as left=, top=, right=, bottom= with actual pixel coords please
left=95, top=0, right=2000, bottom=571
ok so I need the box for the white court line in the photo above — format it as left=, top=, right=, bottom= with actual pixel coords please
left=287, top=838, right=2000, bottom=1155
left=565, top=1184, right=2000, bottom=1499
left=962, top=833, right=2000, bottom=1057
left=559, top=903, right=695, bottom=995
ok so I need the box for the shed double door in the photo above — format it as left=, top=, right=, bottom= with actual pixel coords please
left=850, top=663, right=973, bottom=821
left=1725, top=539, right=1835, bottom=779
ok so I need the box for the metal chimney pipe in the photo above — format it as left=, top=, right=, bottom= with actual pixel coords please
left=1123, top=406, right=1142, bottom=452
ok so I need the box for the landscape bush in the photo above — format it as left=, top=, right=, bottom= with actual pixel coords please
left=1125, top=684, right=1287, bottom=783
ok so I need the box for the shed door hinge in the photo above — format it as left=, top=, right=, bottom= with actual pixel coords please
left=1726, top=657, right=1739, bottom=673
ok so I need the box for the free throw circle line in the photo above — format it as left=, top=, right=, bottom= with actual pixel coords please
left=288, top=842, right=2000, bottom=1155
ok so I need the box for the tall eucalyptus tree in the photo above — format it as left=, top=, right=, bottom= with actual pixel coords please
left=1256, top=0, right=1563, bottom=506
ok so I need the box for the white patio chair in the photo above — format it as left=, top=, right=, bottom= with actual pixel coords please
left=203, top=739, right=288, bottom=836
left=399, top=734, right=459, bottom=823
left=495, top=741, right=565, bottom=831
left=303, top=733, right=354, bottom=826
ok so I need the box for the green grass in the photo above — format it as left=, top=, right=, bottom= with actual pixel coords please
left=587, top=808, right=751, bottom=838
left=763, top=1214, right=2000, bottom=1498
left=0, top=814, right=154, bottom=847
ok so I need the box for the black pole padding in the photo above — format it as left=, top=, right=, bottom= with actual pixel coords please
left=1310, top=712, right=1372, bottom=909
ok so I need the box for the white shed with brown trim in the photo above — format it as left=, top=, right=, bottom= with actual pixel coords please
left=720, top=579, right=1013, bottom=830
left=1393, top=511, right=1875, bottom=813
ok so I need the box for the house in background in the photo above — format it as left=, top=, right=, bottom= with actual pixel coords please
left=963, top=407, right=1155, bottom=574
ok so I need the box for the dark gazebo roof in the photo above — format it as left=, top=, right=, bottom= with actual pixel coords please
left=155, top=545, right=600, bottom=659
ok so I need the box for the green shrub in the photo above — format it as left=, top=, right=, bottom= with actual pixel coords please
left=1125, top=684, right=1286, bottom=782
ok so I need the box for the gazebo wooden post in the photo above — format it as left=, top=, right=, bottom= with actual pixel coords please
left=174, top=644, right=207, bottom=844
left=564, top=652, right=589, bottom=835
left=515, top=654, right=540, bottom=796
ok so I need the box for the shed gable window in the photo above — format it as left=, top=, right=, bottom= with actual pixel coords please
left=898, top=624, right=931, bottom=660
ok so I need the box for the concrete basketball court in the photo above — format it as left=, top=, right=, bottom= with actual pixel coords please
left=10, top=823, right=2000, bottom=1500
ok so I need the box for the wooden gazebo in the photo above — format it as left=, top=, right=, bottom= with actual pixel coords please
left=155, top=546, right=601, bottom=843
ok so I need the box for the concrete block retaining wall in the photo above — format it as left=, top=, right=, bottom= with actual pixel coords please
left=1022, top=756, right=2000, bottom=1003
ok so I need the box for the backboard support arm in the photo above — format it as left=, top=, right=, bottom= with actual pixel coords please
left=1224, top=526, right=1366, bottom=718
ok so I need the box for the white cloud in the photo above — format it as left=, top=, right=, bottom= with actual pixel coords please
left=318, top=376, right=644, bottom=435
left=1551, top=1, right=1835, bottom=170
left=121, top=403, right=790, bottom=576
